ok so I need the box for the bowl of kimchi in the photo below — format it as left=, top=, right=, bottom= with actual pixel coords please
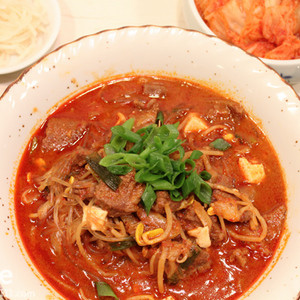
left=183, top=0, right=300, bottom=84
left=0, top=26, right=300, bottom=300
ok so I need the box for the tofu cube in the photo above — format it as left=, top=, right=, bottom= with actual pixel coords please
left=183, top=113, right=208, bottom=134
left=82, top=205, right=108, bottom=231
left=223, top=133, right=235, bottom=142
left=239, top=157, right=265, bottom=184
left=188, top=226, right=211, bottom=248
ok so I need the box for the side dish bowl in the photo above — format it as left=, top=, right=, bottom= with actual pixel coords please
left=0, top=0, right=61, bottom=75
left=183, top=0, right=300, bottom=84
left=0, top=26, right=300, bottom=300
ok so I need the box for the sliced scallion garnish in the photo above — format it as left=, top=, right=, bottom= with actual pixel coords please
left=95, top=281, right=118, bottom=299
left=109, top=237, right=137, bottom=251
left=86, top=154, right=121, bottom=191
left=199, top=170, right=212, bottom=181
left=180, top=246, right=200, bottom=269
left=141, top=184, right=157, bottom=215
left=155, top=110, right=164, bottom=127
left=210, top=138, right=231, bottom=151
left=99, top=118, right=212, bottom=213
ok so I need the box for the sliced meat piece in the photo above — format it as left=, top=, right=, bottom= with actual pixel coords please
left=181, top=245, right=211, bottom=276
left=228, top=102, right=246, bottom=121
left=206, top=102, right=232, bottom=122
left=142, top=82, right=167, bottom=99
left=94, top=171, right=144, bottom=217
left=42, top=118, right=87, bottom=151
left=192, top=247, right=211, bottom=274
left=130, top=102, right=159, bottom=130
left=166, top=242, right=211, bottom=283
left=120, top=214, right=140, bottom=236
left=162, top=240, right=193, bottom=262
left=151, top=191, right=181, bottom=214
left=210, top=190, right=253, bottom=223
left=137, top=208, right=181, bottom=239
left=99, top=80, right=141, bottom=103
left=230, top=248, right=250, bottom=268
left=263, top=204, right=287, bottom=241
left=160, top=239, right=193, bottom=283
left=210, top=215, right=226, bottom=245
left=164, top=106, right=190, bottom=125
left=137, top=208, right=167, bottom=229
left=36, top=147, right=92, bottom=190
left=241, top=204, right=287, bottom=257
left=176, top=204, right=202, bottom=232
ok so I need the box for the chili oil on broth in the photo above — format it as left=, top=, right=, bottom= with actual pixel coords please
left=14, top=75, right=287, bottom=300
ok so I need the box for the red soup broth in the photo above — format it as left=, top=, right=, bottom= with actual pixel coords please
left=15, top=76, right=287, bottom=300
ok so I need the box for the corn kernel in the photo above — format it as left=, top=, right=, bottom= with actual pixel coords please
left=26, top=172, right=32, bottom=183
left=35, top=158, right=46, bottom=169
left=142, top=228, right=164, bottom=241
left=135, top=223, right=146, bottom=246
left=207, top=207, right=215, bottom=216
left=69, top=176, right=75, bottom=184
left=223, top=133, right=235, bottom=141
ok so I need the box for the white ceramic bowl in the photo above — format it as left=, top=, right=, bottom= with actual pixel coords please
left=0, top=0, right=61, bottom=75
left=0, top=26, right=300, bottom=300
left=183, top=0, right=300, bottom=84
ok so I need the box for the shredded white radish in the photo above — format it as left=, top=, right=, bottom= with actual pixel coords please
left=0, top=0, right=49, bottom=68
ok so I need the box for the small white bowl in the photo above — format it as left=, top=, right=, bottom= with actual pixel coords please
left=183, top=0, right=300, bottom=84
left=0, top=0, right=61, bottom=75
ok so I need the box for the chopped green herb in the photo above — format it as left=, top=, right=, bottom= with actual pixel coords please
left=107, top=165, right=133, bottom=175
left=110, top=118, right=135, bottom=152
left=142, top=184, right=157, bottom=215
left=86, top=154, right=121, bottom=191
left=210, top=138, right=231, bottom=151
left=156, top=111, right=164, bottom=127
left=199, top=170, right=212, bottom=181
left=109, top=237, right=137, bottom=251
left=190, top=150, right=203, bottom=160
left=99, top=119, right=212, bottom=213
left=170, top=189, right=184, bottom=202
left=95, top=281, right=118, bottom=299
left=167, top=271, right=180, bottom=285
left=111, top=125, right=142, bottom=143
left=194, top=180, right=212, bottom=204
left=180, top=247, right=200, bottom=269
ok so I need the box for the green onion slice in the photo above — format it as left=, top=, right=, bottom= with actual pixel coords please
left=210, top=138, right=231, bottom=151
left=180, top=246, right=200, bottom=269
left=156, top=111, right=164, bottom=127
left=95, top=281, right=118, bottom=299
left=142, top=184, right=157, bottom=215
left=109, top=237, right=137, bottom=251
left=86, top=155, right=121, bottom=191
left=107, top=165, right=132, bottom=175
left=100, top=118, right=212, bottom=213
left=199, top=170, right=212, bottom=181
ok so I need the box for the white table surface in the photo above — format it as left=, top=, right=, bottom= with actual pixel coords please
left=0, top=0, right=186, bottom=96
